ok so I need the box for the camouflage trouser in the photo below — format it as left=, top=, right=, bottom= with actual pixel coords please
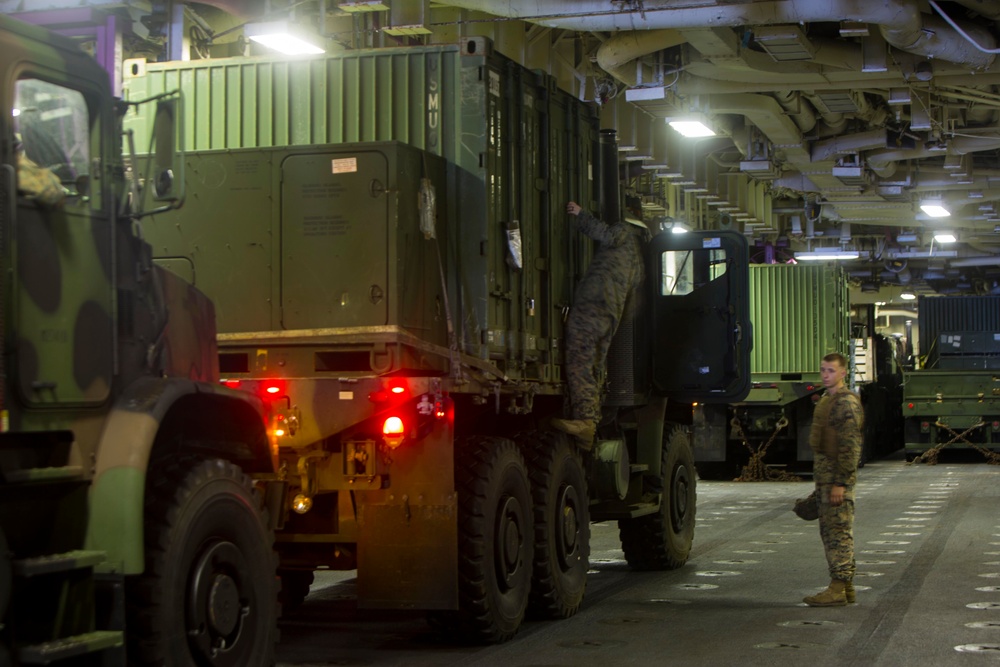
left=564, top=300, right=617, bottom=422
left=818, top=485, right=855, bottom=581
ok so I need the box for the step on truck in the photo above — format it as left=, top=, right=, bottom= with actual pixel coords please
left=135, top=39, right=753, bottom=642
left=0, top=15, right=279, bottom=666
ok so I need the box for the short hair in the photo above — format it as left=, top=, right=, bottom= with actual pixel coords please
left=823, top=352, right=848, bottom=368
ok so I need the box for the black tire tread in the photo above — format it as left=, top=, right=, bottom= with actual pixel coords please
left=619, top=426, right=696, bottom=571
left=452, top=436, right=531, bottom=643
left=520, top=431, right=589, bottom=619
left=126, top=456, right=279, bottom=665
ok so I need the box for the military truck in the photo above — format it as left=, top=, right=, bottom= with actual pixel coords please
left=0, top=15, right=278, bottom=665
left=902, top=295, right=1000, bottom=461
left=132, top=40, right=752, bottom=641
left=693, top=263, right=851, bottom=479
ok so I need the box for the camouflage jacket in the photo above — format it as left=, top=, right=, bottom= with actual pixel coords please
left=572, top=210, right=649, bottom=317
left=809, top=389, right=863, bottom=488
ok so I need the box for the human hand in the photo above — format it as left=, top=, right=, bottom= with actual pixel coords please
left=566, top=201, right=581, bottom=216
left=830, top=485, right=845, bottom=507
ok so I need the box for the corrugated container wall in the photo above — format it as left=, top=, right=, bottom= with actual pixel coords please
left=127, top=38, right=600, bottom=378
left=748, top=264, right=850, bottom=377
left=917, top=295, right=1000, bottom=357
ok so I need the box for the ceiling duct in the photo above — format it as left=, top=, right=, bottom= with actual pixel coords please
left=433, top=0, right=996, bottom=69
left=754, top=24, right=816, bottom=62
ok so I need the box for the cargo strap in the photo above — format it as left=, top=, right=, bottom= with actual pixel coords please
left=908, top=420, right=998, bottom=465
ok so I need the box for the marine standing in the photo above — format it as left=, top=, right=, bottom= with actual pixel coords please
left=551, top=200, right=648, bottom=448
left=804, top=352, right=864, bottom=607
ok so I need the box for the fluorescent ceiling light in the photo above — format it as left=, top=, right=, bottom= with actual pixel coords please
left=920, top=203, right=951, bottom=217
left=795, top=249, right=860, bottom=261
left=671, top=223, right=690, bottom=234
left=245, top=21, right=325, bottom=55
left=668, top=119, right=715, bottom=138
left=900, top=291, right=917, bottom=300
left=934, top=232, right=957, bottom=243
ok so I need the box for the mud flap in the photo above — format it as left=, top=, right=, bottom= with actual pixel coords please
left=356, top=424, right=458, bottom=610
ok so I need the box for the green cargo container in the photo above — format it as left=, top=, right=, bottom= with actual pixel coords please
left=131, top=39, right=598, bottom=376
left=748, top=263, right=851, bottom=379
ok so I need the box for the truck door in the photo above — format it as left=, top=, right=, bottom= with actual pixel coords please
left=649, top=230, right=751, bottom=403
left=280, top=151, right=389, bottom=330
left=12, top=75, right=112, bottom=406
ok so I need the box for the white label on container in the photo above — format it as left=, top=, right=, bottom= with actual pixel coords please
left=703, top=237, right=722, bottom=249
left=489, top=70, right=501, bottom=98
left=332, top=157, right=357, bottom=174
left=339, top=391, right=354, bottom=400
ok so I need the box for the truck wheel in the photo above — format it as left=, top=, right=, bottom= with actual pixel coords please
left=278, top=569, right=314, bottom=609
left=452, top=436, right=533, bottom=642
left=521, top=432, right=589, bottom=619
left=619, top=426, right=696, bottom=570
left=127, top=458, right=278, bottom=666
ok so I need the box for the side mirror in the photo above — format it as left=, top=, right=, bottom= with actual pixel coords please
left=151, top=98, right=180, bottom=202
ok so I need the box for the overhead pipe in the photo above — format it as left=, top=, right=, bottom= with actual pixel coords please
left=596, top=30, right=686, bottom=88
left=867, top=135, right=1000, bottom=177
left=705, top=93, right=809, bottom=161
left=434, top=0, right=995, bottom=68
left=811, top=130, right=889, bottom=162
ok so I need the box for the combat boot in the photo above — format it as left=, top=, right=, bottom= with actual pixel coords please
left=803, top=579, right=848, bottom=607
left=845, top=579, right=856, bottom=604
left=551, top=418, right=596, bottom=450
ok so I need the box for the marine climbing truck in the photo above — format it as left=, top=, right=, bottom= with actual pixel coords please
left=140, top=45, right=753, bottom=640
left=0, top=15, right=278, bottom=666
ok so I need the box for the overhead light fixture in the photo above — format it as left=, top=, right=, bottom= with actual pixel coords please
left=920, top=200, right=951, bottom=217
left=934, top=231, right=957, bottom=243
left=900, top=291, right=917, bottom=300
left=795, top=248, right=860, bottom=261
left=245, top=20, right=325, bottom=55
left=667, top=115, right=716, bottom=138
left=671, top=223, right=690, bottom=234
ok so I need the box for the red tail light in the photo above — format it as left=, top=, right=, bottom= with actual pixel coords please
left=222, top=379, right=241, bottom=389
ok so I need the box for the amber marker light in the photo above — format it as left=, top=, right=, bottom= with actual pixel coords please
left=383, top=415, right=406, bottom=448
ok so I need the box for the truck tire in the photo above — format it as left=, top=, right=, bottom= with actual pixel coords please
left=521, top=431, right=590, bottom=619
left=449, top=436, right=533, bottom=643
left=618, top=425, right=696, bottom=570
left=127, top=458, right=278, bottom=666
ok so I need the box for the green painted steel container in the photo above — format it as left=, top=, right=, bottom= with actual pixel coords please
left=134, top=39, right=600, bottom=380
left=748, top=264, right=850, bottom=378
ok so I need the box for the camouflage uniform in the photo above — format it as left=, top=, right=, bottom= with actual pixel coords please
left=809, top=389, right=864, bottom=582
left=564, top=210, right=648, bottom=422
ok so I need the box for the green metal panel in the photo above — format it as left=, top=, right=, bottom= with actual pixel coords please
left=134, top=38, right=599, bottom=382
left=748, top=264, right=850, bottom=377
left=149, top=142, right=449, bottom=347
left=149, top=150, right=276, bottom=332
left=124, top=45, right=462, bottom=160
left=281, top=151, right=388, bottom=329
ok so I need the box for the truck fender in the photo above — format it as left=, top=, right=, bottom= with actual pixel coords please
left=84, top=376, right=269, bottom=574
